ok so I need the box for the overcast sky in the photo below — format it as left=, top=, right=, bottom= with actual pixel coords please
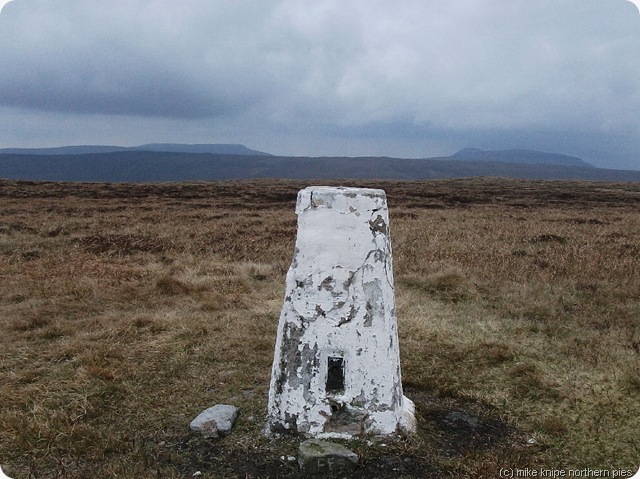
left=0, top=0, right=639, bottom=170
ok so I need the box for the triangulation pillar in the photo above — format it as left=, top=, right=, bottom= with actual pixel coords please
left=265, top=186, right=416, bottom=439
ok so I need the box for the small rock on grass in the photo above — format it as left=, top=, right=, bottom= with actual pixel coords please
left=190, top=404, right=239, bottom=439
left=298, top=439, right=359, bottom=475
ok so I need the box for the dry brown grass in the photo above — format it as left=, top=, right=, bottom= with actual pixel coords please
left=1, top=177, right=638, bottom=478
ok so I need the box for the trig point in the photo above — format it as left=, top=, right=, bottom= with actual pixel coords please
left=265, top=186, right=416, bottom=438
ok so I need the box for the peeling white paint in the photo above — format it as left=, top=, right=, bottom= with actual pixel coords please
left=265, top=186, right=416, bottom=439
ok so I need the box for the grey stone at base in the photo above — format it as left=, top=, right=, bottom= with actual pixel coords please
left=298, top=439, right=359, bottom=474
left=190, top=404, right=239, bottom=438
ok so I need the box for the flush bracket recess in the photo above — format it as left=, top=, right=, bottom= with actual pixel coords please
left=326, top=356, right=345, bottom=392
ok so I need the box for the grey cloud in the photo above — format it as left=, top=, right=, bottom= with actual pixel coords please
left=0, top=0, right=279, bottom=117
left=0, top=0, right=639, bottom=169
left=267, top=0, right=640, bottom=143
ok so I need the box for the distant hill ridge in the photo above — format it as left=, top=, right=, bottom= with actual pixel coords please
left=0, top=143, right=272, bottom=157
left=451, top=148, right=594, bottom=168
left=0, top=144, right=592, bottom=168
left=1, top=148, right=639, bottom=182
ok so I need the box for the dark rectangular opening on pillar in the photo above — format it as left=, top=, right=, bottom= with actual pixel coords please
left=326, top=356, right=345, bottom=392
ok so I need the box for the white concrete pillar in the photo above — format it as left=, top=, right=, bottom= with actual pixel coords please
left=265, top=186, right=416, bottom=439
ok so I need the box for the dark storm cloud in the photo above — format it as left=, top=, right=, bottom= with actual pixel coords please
left=0, top=0, right=280, bottom=118
left=0, top=0, right=639, bottom=169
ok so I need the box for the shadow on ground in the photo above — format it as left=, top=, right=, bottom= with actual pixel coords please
left=156, top=386, right=526, bottom=478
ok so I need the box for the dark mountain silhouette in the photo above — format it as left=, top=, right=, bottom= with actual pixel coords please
left=450, top=148, right=594, bottom=168
left=0, top=143, right=271, bottom=157
left=1, top=150, right=639, bottom=182
left=0, top=145, right=131, bottom=155
left=132, top=143, right=272, bottom=156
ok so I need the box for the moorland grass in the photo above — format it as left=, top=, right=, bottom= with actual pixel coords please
left=0, top=178, right=638, bottom=478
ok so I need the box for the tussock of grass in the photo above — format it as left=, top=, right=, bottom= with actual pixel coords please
left=399, top=268, right=478, bottom=302
left=1, top=178, right=639, bottom=478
